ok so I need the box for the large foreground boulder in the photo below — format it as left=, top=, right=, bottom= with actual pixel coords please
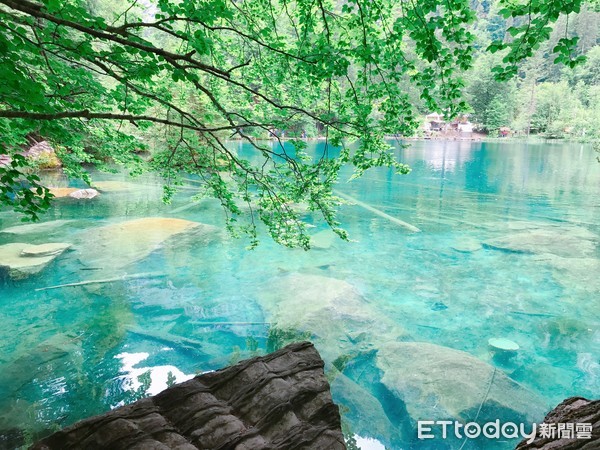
left=31, top=342, right=345, bottom=450
left=516, top=397, right=599, bottom=449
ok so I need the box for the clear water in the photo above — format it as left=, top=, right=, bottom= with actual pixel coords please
left=0, top=140, right=598, bottom=449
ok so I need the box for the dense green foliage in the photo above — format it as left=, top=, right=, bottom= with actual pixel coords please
left=465, top=1, right=600, bottom=137
left=0, top=0, right=596, bottom=246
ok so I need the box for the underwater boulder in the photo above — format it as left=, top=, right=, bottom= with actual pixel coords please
left=77, top=217, right=218, bottom=273
left=483, top=226, right=596, bottom=258
left=0, top=219, right=73, bottom=236
left=376, top=342, right=548, bottom=425
left=330, top=369, right=405, bottom=448
left=0, top=243, right=71, bottom=280
left=533, top=254, right=600, bottom=295
left=0, top=332, right=83, bottom=391
left=258, top=273, right=405, bottom=361
left=451, top=238, right=482, bottom=253
left=310, top=229, right=338, bottom=250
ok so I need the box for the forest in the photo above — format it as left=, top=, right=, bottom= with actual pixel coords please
left=464, top=1, right=600, bottom=139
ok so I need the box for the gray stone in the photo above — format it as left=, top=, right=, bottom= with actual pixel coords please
left=21, top=243, right=72, bottom=257
left=258, top=273, right=405, bottom=361
left=516, top=397, right=599, bottom=449
left=78, top=217, right=218, bottom=274
left=31, top=342, right=345, bottom=450
left=69, top=188, right=99, bottom=199
left=0, top=243, right=71, bottom=279
left=310, top=229, right=338, bottom=250
left=0, top=220, right=73, bottom=235
left=22, top=140, right=61, bottom=169
left=483, top=226, right=597, bottom=258
left=451, top=238, right=482, bottom=253
left=376, top=341, right=547, bottom=424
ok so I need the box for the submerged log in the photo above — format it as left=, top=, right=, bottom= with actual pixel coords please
left=516, top=397, right=599, bottom=450
left=31, top=341, right=346, bottom=450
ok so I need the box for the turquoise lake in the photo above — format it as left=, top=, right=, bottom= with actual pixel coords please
left=0, top=140, right=598, bottom=449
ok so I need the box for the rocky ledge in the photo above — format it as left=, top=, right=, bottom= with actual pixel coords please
left=31, top=342, right=345, bottom=450
left=516, top=397, right=599, bottom=449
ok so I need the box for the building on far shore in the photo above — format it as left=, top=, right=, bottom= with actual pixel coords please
left=424, top=112, right=445, bottom=132
left=422, top=113, right=474, bottom=139
left=457, top=121, right=473, bottom=138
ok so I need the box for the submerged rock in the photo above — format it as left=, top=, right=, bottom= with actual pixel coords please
left=78, top=217, right=218, bottom=273
left=533, top=254, right=600, bottom=294
left=516, top=397, right=599, bottom=449
left=259, top=273, right=405, bottom=361
left=0, top=332, right=83, bottom=393
left=483, top=226, right=597, bottom=258
left=0, top=219, right=73, bottom=235
left=376, top=341, right=547, bottom=424
left=310, top=229, right=338, bottom=250
left=431, top=301, right=448, bottom=311
left=0, top=243, right=71, bottom=280
left=330, top=370, right=403, bottom=447
left=21, top=243, right=72, bottom=257
left=31, top=342, right=345, bottom=450
left=488, top=337, right=520, bottom=352
left=451, top=238, right=482, bottom=253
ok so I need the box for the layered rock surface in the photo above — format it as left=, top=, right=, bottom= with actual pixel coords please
left=516, top=397, right=599, bottom=449
left=31, top=342, right=345, bottom=450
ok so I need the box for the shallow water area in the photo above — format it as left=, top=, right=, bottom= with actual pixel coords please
left=0, top=140, right=598, bottom=449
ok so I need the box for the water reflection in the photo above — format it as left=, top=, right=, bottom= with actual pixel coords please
left=0, top=140, right=598, bottom=449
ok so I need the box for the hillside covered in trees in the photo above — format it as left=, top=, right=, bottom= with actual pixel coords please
left=464, top=0, right=600, bottom=138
